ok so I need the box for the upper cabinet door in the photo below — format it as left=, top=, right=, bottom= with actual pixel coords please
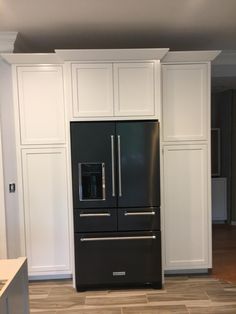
left=72, top=63, right=114, bottom=117
left=17, top=66, right=66, bottom=145
left=162, top=64, right=208, bottom=141
left=114, top=62, right=156, bottom=117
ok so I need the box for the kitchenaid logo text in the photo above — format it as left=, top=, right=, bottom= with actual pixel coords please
left=113, top=271, right=126, bottom=276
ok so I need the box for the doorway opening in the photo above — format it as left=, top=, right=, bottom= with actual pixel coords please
left=211, top=90, right=236, bottom=282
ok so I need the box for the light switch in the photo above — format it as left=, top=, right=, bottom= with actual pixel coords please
left=9, top=183, right=16, bottom=193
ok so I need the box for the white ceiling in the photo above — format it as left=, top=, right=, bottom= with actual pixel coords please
left=0, top=0, right=236, bottom=52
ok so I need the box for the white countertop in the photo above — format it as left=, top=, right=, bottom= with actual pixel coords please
left=0, top=257, right=27, bottom=298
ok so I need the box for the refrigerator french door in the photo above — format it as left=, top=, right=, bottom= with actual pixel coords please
left=70, top=121, right=161, bottom=290
left=71, top=122, right=116, bottom=209
left=116, top=121, right=160, bottom=207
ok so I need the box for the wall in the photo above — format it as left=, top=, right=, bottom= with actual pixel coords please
left=0, top=105, right=7, bottom=258
left=211, top=89, right=236, bottom=223
left=0, top=59, right=21, bottom=258
left=0, top=32, right=18, bottom=259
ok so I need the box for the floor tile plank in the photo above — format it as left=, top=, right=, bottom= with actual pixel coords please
left=85, top=294, right=147, bottom=306
left=122, top=305, right=188, bottom=313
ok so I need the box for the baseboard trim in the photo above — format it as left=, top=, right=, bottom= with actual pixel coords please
left=212, top=220, right=226, bottom=224
left=164, top=269, right=209, bottom=275
left=29, top=274, right=72, bottom=281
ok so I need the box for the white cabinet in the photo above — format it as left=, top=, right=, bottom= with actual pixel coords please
left=17, top=66, right=66, bottom=144
left=21, top=148, right=70, bottom=275
left=71, top=63, right=114, bottom=117
left=71, top=62, right=158, bottom=119
left=163, top=145, right=210, bottom=269
left=0, top=258, right=29, bottom=314
left=16, top=66, right=72, bottom=277
left=161, top=59, right=212, bottom=272
left=162, top=64, right=208, bottom=141
left=113, top=62, right=155, bottom=116
left=0, top=61, right=72, bottom=278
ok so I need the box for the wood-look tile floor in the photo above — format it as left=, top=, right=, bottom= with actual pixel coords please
left=212, top=224, right=236, bottom=282
left=29, top=277, right=236, bottom=313
left=29, top=224, right=236, bottom=313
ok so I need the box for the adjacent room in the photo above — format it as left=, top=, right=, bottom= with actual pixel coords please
left=0, top=1, right=236, bottom=313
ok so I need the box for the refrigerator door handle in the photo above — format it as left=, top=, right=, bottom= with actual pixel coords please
left=117, top=135, right=122, bottom=197
left=80, top=235, right=156, bottom=242
left=111, top=135, right=116, bottom=197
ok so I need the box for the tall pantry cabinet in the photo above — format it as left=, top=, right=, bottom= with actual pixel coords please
left=161, top=52, right=218, bottom=271
left=0, top=56, right=72, bottom=277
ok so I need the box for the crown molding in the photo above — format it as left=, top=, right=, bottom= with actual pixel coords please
left=162, top=50, right=221, bottom=63
left=0, top=32, right=18, bottom=53
left=1, top=53, right=63, bottom=64
left=55, top=48, right=169, bottom=62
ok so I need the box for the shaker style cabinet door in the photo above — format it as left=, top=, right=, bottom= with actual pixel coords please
left=17, top=66, right=66, bottom=145
left=162, top=64, right=208, bottom=141
left=71, top=63, right=114, bottom=118
left=21, top=148, right=71, bottom=275
left=113, top=62, right=156, bottom=117
left=163, top=145, right=210, bottom=270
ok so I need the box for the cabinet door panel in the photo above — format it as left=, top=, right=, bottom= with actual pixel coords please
left=114, top=62, right=155, bottom=117
left=22, top=148, right=70, bottom=274
left=162, top=64, right=208, bottom=141
left=17, top=66, right=66, bottom=144
left=72, top=63, right=113, bottom=117
left=163, top=145, right=209, bottom=269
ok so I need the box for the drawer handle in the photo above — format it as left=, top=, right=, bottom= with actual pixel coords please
left=80, top=235, right=156, bottom=242
left=79, top=213, right=111, bottom=217
left=124, top=211, right=156, bottom=216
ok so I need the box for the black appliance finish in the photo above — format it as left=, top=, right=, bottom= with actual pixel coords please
left=71, top=121, right=161, bottom=291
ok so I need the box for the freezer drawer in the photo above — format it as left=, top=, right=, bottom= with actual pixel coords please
left=74, top=231, right=162, bottom=290
left=74, top=208, right=117, bottom=233
left=118, top=207, right=160, bottom=231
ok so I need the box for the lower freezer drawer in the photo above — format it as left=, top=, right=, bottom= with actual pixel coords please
left=74, top=231, right=162, bottom=290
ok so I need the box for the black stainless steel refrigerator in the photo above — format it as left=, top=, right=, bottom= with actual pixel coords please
left=71, top=121, right=161, bottom=290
